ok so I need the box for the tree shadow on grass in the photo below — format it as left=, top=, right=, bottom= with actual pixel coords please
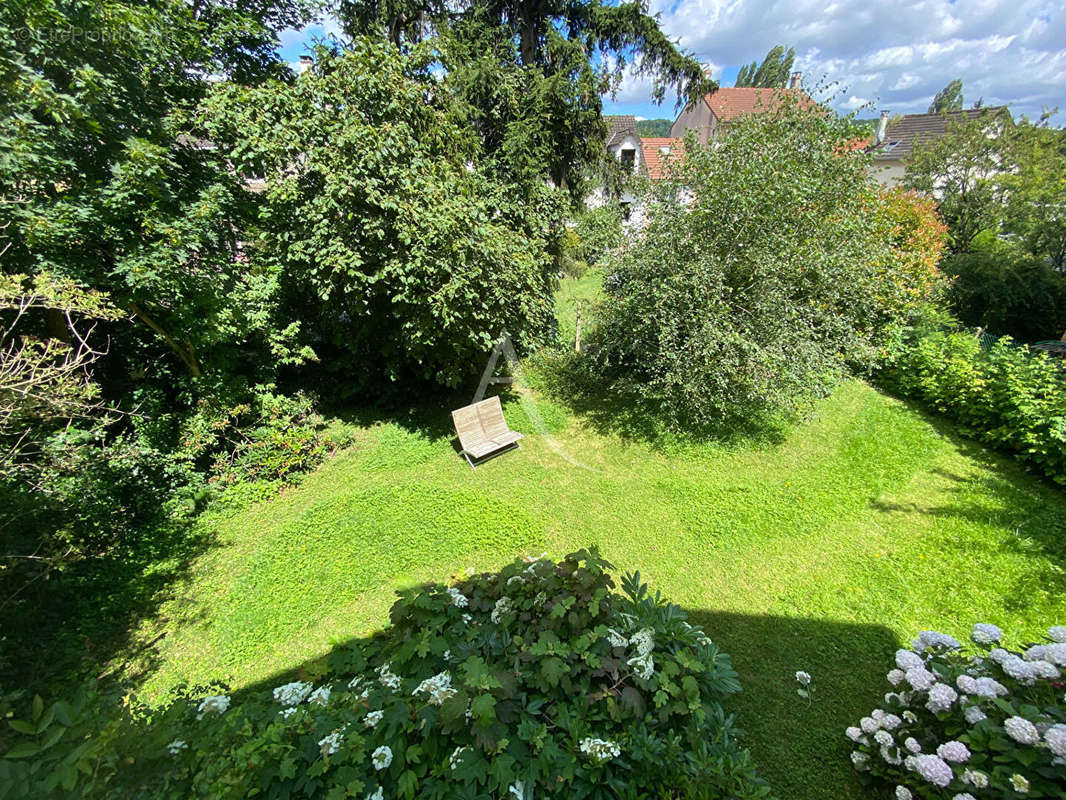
left=684, top=609, right=898, bottom=800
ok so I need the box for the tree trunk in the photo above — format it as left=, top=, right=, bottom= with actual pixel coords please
left=128, top=303, right=202, bottom=377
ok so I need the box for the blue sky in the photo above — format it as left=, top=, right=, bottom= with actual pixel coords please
left=278, top=1, right=1066, bottom=124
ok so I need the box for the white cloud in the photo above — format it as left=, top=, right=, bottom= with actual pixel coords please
left=634, top=0, right=1065, bottom=121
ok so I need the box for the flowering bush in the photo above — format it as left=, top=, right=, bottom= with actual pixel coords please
left=846, top=624, right=1066, bottom=798
left=4, top=549, right=768, bottom=798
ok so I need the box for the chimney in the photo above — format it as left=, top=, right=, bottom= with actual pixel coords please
left=788, top=71, right=801, bottom=89
left=875, top=110, right=889, bottom=145
left=299, top=55, right=313, bottom=73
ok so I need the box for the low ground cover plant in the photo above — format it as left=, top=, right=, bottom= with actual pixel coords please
left=847, top=624, right=1066, bottom=799
left=2, top=550, right=769, bottom=799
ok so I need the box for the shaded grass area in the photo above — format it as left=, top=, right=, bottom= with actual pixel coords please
left=119, top=379, right=1066, bottom=800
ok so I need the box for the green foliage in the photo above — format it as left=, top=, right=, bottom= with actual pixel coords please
left=878, top=316, right=1066, bottom=484
left=590, top=103, right=943, bottom=431
left=735, top=46, right=796, bottom=88
left=847, top=626, right=1066, bottom=798
left=4, top=552, right=769, bottom=799
left=636, top=119, right=672, bottom=137
left=998, top=121, right=1066, bottom=270
left=927, top=79, right=964, bottom=113
left=943, top=233, right=1066, bottom=341
left=573, top=206, right=624, bottom=267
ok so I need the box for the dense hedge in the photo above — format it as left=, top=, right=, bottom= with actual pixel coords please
left=1, top=550, right=769, bottom=799
left=878, top=319, right=1066, bottom=485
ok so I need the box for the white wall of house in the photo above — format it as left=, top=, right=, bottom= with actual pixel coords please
left=871, top=160, right=906, bottom=187
left=607, top=133, right=643, bottom=173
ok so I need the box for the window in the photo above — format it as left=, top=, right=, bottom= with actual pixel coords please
left=620, top=148, right=635, bottom=171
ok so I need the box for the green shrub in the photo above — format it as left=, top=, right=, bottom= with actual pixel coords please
left=3, top=550, right=769, bottom=799
left=878, top=318, right=1066, bottom=484
left=589, top=102, right=945, bottom=431
left=573, top=206, right=624, bottom=266
left=846, top=625, right=1066, bottom=798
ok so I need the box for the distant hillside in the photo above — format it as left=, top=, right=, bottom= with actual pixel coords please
left=636, top=118, right=672, bottom=137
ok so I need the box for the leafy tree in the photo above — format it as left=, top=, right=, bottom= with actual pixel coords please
left=636, top=118, right=672, bottom=136
left=589, top=102, right=943, bottom=430
left=205, top=41, right=563, bottom=391
left=336, top=0, right=714, bottom=199
left=928, top=79, right=964, bottom=113
left=998, top=119, right=1066, bottom=269
left=734, top=45, right=796, bottom=88
left=903, top=108, right=1013, bottom=253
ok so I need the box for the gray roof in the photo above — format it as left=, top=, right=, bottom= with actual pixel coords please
left=605, top=115, right=639, bottom=148
left=871, top=107, right=1008, bottom=161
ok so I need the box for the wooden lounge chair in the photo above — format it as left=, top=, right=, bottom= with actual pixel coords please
left=451, top=396, right=524, bottom=469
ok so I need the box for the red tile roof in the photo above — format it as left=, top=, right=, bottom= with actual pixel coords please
left=704, top=88, right=817, bottom=121
left=640, top=137, right=685, bottom=180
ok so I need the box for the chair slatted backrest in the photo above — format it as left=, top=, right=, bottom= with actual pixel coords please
left=476, top=396, right=510, bottom=439
left=452, top=404, right=487, bottom=452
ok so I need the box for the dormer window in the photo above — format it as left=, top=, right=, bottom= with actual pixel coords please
left=620, top=148, right=636, bottom=172
left=658, top=146, right=670, bottom=155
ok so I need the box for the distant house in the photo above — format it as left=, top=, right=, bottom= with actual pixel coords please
left=606, top=115, right=644, bottom=174
left=867, top=107, right=1008, bottom=186
left=594, top=119, right=685, bottom=225
left=639, top=137, right=685, bottom=180
left=669, top=72, right=814, bottom=144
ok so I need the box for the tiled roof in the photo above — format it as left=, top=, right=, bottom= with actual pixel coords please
left=640, top=137, right=685, bottom=180
left=704, top=88, right=816, bottom=121
left=605, top=115, right=639, bottom=148
left=871, top=107, right=1008, bottom=161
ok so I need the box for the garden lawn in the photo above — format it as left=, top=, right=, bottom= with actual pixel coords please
left=123, top=379, right=1066, bottom=800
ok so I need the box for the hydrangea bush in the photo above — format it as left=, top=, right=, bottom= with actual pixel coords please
left=846, top=624, right=1066, bottom=799
left=6, top=549, right=767, bottom=799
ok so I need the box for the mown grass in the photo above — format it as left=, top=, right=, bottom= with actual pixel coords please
left=122, top=376, right=1066, bottom=800
left=554, top=266, right=604, bottom=347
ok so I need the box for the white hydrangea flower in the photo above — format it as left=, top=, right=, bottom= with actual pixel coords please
left=377, top=662, right=401, bottom=691
left=952, top=794, right=977, bottom=800
left=989, top=648, right=1011, bottom=664
left=1049, top=626, right=1066, bottom=643
left=196, top=695, right=231, bottom=719
left=491, top=597, right=513, bottom=624
left=1000, top=655, right=1037, bottom=684
left=365, top=709, right=384, bottom=728
left=895, top=650, right=925, bottom=670
left=308, top=686, right=331, bottom=706
left=605, top=628, right=628, bottom=648
left=881, top=746, right=903, bottom=765
left=963, top=706, right=987, bottom=725
left=449, top=745, right=468, bottom=770
left=956, top=674, right=978, bottom=694
left=904, top=737, right=922, bottom=754
left=318, top=730, right=344, bottom=756
left=1010, top=773, right=1030, bottom=793
left=850, top=751, right=870, bottom=770
left=845, top=726, right=865, bottom=743
left=905, top=667, right=935, bottom=691
left=962, top=768, right=988, bottom=788
left=912, top=754, right=953, bottom=787
left=881, top=714, right=902, bottom=731
left=506, top=575, right=525, bottom=587
left=860, top=716, right=880, bottom=734
left=926, top=683, right=958, bottom=713
left=446, top=587, right=469, bottom=607
left=973, top=677, right=1008, bottom=698
left=914, top=631, right=962, bottom=652
left=1030, top=660, right=1060, bottom=679
left=166, top=739, right=187, bottom=755
left=371, top=745, right=393, bottom=770
left=1004, top=716, right=1040, bottom=745
left=413, top=671, right=457, bottom=705
left=936, top=741, right=971, bottom=763
left=629, top=628, right=655, bottom=656
left=895, top=787, right=913, bottom=800
left=627, top=652, right=655, bottom=680
left=365, top=788, right=383, bottom=800
left=274, top=681, right=313, bottom=707
left=886, top=669, right=906, bottom=686
left=971, top=623, right=1002, bottom=645
left=874, top=730, right=894, bottom=747
left=795, top=671, right=811, bottom=686
left=871, top=709, right=885, bottom=721
left=579, top=737, right=621, bottom=764
left=1045, top=724, right=1066, bottom=758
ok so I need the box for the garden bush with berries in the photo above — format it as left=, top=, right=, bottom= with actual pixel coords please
left=846, top=624, right=1066, bottom=799
left=3, top=549, right=768, bottom=799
